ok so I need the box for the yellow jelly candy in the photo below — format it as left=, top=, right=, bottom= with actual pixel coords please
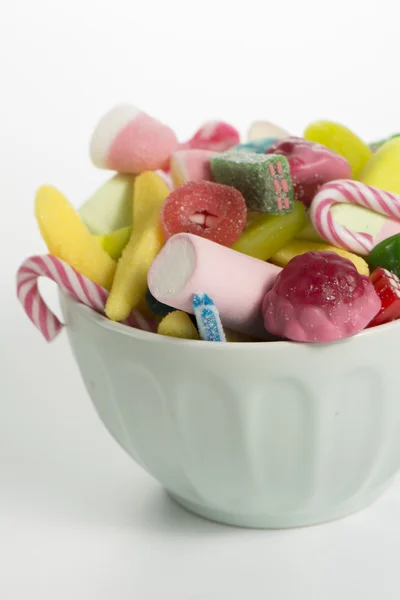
left=35, top=185, right=116, bottom=289
left=96, top=226, right=132, bottom=260
left=157, top=311, right=199, bottom=340
left=360, top=137, right=400, bottom=194
left=303, top=120, right=371, bottom=179
left=105, top=171, right=170, bottom=322
left=232, top=200, right=306, bottom=260
left=270, top=240, right=369, bottom=275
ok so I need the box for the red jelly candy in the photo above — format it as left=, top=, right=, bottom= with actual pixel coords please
left=183, top=121, right=240, bottom=153
left=262, top=251, right=381, bottom=342
left=265, top=136, right=352, bottom=206
left=161, top=181, right=247, bottom=247
left=368, top=267, right=400, bottom=327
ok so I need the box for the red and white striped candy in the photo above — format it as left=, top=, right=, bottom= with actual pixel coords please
left=16, top=255, right=156, bottom=342
left=309, top=180, right=400, bottom=255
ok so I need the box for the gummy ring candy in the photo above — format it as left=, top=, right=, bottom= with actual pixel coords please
left=161, top=181, right=247, bottom=247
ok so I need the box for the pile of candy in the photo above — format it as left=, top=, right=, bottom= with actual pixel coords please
left=16, top=106, right=400, bottom=344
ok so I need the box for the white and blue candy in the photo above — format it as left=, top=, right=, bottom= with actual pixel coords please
left=192, top=293, right=226, bottom=342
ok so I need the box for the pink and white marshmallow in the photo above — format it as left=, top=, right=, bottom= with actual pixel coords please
left=90, top=105, right=179, bottom=174
left=147, top=233, right=281, bottom=339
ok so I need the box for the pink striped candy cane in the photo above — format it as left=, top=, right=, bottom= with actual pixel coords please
left=309, top=180, right=400, bottom=255
left=16, top=255, right=156, bottom=342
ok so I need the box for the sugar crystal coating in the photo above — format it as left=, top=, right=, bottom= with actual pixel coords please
left=161, top=181, right=247, bottom=247
left=210, top=151, right=294, bottom=215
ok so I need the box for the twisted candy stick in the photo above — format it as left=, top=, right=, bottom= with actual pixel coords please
left=309, top=180, right=400, bottom=255
left=192, top=293, right=226, bottom=342
left=16, top=255, right=155, bottom=342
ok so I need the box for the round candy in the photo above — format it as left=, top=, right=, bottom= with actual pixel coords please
left=265, top=136, right=352, bottom=206
left=262, top=251, right=381, bottom=342
left=161, top=181, right=247, bottom=247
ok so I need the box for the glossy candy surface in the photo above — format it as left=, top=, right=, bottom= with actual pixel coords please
left=303, top=120, right=371, bottom=179
left=265, top=136, right=352, bottom=206
left=368, top=267, right=400, bottom=327
left=262, top=251, right=380, bottom=342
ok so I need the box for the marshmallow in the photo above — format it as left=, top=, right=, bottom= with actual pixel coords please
left=147, top=233, right=281, bottom=338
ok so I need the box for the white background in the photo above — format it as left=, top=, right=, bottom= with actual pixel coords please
left=2, top=1, right=400, bottom=598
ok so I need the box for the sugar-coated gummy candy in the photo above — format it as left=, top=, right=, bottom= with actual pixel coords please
left=233, top=138, right=277, bottom=154
left=96, top=226, right=132, bottom=260
left=105, top=171, right=170, bottom=322
left=161, top=181, right=247, bottom=247
left=360, top=137, right=400, bottom=194
left=170, top=149, right=216, bottom=188
left=262, top=251, right=381, bottom=342
left=183, top=121, right=240, bottom=153
left=368, top=267, right=400, bottom=327
left=265, top=137, right=352, bottom=206
left=157, top=311, right=199, bottom=340
left=303, top=121, right=371, bottom=179
left=366, top=234, right=400, bottom=277
left=147, top=233, right=282, bottom=339
left=232, top=200, right=305, bottom=260
left=270, top=239, right=370, bottom=275
left=193, top=293, right=226, bottom=342
left=247, top=121, right=289, bottom=141
left=211, top=151, right=294, bottom=215
left=79, top=174, right=135, bottom=235
left=35, top=185, right=116, bottom=290
left=90, top=105, right=179, bottom=174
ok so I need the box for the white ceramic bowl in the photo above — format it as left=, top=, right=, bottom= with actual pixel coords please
left=60, top=292, right=400, bottom=528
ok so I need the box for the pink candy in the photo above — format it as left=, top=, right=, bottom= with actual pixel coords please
left=170, top=149, right=216, bottom=187
left=148, top=233, right=281, bottom=339
left=265, top=136, right=352, bottom=206
left=262, top=252, right=381, bottom=342
left=90, top=105, right=179, bottom=174
left=182, top=121, right=240, bottom=153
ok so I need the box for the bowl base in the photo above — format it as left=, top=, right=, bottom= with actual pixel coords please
left=167, top=481, right=393, bottom=529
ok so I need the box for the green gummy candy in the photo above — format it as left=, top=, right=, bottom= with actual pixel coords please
left=79, top=174, right=135, bottom=235
left=210, top=151, right=294, bottom=215
left=367, top=234, right=400, bottom=276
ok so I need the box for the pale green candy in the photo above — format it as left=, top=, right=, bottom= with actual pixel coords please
left=79, top=174, right=135, bottom=235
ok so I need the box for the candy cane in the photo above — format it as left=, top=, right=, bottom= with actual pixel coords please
left=16, top=255, right=156, bottom=342
left=309, top=180, right=400, bottom=255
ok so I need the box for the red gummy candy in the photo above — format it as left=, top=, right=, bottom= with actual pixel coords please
left=265, top=136, right=352, bottom=206
left=262, top=251, right=381, bottom=342
left=161, top=181, right=247, bottom=247
left=183, top=121, right=240, bottom=153
left=368, top=267, right=400, bottom=327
